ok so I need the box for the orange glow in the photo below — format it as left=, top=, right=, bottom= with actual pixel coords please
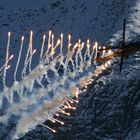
left=68, top=34, right=71, bottom=45
left=70, top=98, right=79, bottom=103
left=108, top=49, right=112, bottom=54
left=83, top=89, right=87, bottom=92
left=9, top=54, right=14, bottom=60
left=8, top=32, right=11, bottom=37
left=6, top=65, right=11, bottom=70
left=49, top=118, right=56, bottom=123
left=40, top=123, right=56, bottom=133
left=21, top=36, right=24, bottom=41
left=52, top=118, right=64, bottom=125
left=59, top=109, right=70, bottom=116
left=87, top=39, right=90, bottom=49
left=55, top=113, right=59, bottom=117
left=63, top=104, right=69, bottom=109
left=105, top=63, right=108, bottom=67
left=30, top=30, right=33, bottom=37
left=107, top=61, right=111, bottom=65
left=68, top=98, right=74, bottom=104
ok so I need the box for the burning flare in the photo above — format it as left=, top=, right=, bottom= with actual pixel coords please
left=0, top=30, right=113, bottom=139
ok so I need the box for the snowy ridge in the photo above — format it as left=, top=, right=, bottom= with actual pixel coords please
left=0, top=0, right=140, bottom=139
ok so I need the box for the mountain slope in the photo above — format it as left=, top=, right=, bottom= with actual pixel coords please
left=0, top=0, right=140, bottom=140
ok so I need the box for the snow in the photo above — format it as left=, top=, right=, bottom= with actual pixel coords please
left=0, top=0, right=140, bottom=139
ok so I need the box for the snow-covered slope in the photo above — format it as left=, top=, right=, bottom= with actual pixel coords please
left=0, top=0, right=140, bottom=43
left=0, top=0, right=140, bottom=86
left=45, top=52, right=140, bottom=140
left=0, top=0, right=140, bottom=139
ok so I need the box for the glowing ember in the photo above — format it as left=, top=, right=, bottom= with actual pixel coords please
left=0, top=30, right=114, bottom=138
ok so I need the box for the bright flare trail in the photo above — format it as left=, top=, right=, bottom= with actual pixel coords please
left=0, top=31, right=113, bottom=139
